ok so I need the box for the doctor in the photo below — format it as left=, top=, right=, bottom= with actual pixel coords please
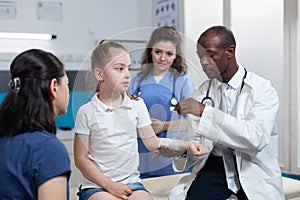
left=169, top=26, right=284, bottom=199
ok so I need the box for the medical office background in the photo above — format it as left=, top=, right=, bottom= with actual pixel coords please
left=0, top=0, right=300, bottom=186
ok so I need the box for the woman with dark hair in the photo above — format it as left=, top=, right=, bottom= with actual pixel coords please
left=128, top=26, right=195, bottom=178
left=0, top=49, right=71, bottom=200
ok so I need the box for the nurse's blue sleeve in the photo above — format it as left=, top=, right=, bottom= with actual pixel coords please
left=136, top=98, right=152, bottom=128
left=128, top=75, right=141, bottom=95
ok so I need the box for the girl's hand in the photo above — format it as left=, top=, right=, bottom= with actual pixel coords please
left=105, top=180, right=133, bottom=200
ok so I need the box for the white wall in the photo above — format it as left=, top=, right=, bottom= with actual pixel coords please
left=0, top=0, right=152, bottom=70
left=182, top=0, right=224, bottom=86
left=230, top=0, right=286, bottom=169
left=231, top=0, right=284, bottom=95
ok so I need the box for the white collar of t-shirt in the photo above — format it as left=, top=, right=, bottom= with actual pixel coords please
left=91, top=93, right=132, bottom=112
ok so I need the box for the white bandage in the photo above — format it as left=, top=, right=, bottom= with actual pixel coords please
left=159, top=138, right=187, bottom=151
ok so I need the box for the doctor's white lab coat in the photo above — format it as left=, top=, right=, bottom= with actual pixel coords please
left=169, top=66, right=284, bottom=200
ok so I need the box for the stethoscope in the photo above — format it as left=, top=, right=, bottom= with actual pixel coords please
left=201, top=68, right=247, bottom=107
left=136, top=73, right=178, bottom=110
left=170, top=74, right=178, bottom=110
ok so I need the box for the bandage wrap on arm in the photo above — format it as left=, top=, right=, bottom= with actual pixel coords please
left=158, top=138, right=190, bottom=151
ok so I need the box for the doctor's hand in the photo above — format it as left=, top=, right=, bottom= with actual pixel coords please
left=174, top=98, right=205, bottom=117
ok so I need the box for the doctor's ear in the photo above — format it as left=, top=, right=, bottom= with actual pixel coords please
left=225, top=45, right=235, bottom=60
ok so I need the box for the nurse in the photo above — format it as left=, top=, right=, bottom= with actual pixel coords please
left=128, top=26, right=195, bottom=178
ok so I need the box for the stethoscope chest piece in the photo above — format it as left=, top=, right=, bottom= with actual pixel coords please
left=170, top=97, right=178, bottom=111
left=170, top=97, right=178, bottom=106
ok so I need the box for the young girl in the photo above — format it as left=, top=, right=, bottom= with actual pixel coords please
left=128, top=26, right=195, bottom=178
left=0, top=49, right=71, bottom=200
left=74, top=40, right=201, bottom=200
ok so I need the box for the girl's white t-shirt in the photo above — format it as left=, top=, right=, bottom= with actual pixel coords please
left=75, top=93, right=151, bottom=189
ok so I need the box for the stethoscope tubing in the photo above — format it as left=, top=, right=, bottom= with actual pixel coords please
left=136, top=72, right=178, bottom=107
left=201, top=68, right=247, bottom=107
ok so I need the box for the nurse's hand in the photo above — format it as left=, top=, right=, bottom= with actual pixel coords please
left=174, top=98, right=205, bottom=117
left=151, top=118, right=167, bottom=133
left=152, top=146, right=183, bottom=159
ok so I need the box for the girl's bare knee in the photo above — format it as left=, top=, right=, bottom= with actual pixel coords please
left=88, top=192, right=119, bottom=200
left=128, top=190, right=153, bottom=200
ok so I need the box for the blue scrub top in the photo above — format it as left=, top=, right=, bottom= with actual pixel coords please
left=129, top=70, right=194, bottom=178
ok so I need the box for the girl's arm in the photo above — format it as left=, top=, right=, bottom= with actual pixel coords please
left=138, top=125, right=160, bottom=152
left=138, top=125, right=203, bottom=157
left=73, top=133, right=133, bottom=198
left=151, top=118, right=188, bottom=134
left=38, top=175, right=68, bottom=200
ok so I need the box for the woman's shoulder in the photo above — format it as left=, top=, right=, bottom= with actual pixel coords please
left=27, top=130, right=71, bottom=181
left=175, top=72, right=195, bottom=87
left=18, top=130, right=65, bottom=151
left=32, top=130, right=69, bottom=159
left=21, top=129, right=54, bottom=139
left=174, top=71, right=191, bottom=80
left=129, top=73, right=144, bottom=93
left=131, top=73, right=144, bottom=82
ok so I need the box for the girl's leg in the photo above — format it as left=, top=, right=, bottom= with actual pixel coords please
left=88, top=192, right=119, bottom=200
left=128, top=190, right=153, bottom=200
